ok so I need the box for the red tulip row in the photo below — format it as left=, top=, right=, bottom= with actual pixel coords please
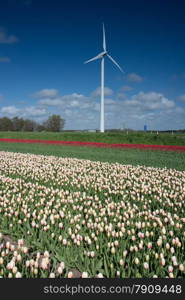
left=0, top=138, right=185, bottom=152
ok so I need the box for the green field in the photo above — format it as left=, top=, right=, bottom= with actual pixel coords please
left=0, top=130, right=185, bottom=170
left=0, top=151, right=184, bottom=278
left=0, top=131, right=185, bottom=146
left=0, top=141, right=185, bottom=171
left=0, top=133, right=185, bottom=278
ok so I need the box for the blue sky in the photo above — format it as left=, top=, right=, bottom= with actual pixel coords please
left=0, top=0, right=185, bottom=130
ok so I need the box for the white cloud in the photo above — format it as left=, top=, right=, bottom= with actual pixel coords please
left=117, top=85, right=133, bottom=100
left=33, top=89, right=59, bottom=98
left=120, top=85, right=133, bottom=92
left=39, top=98, right=64, bottom=106
left=0, top=56, right=11, bottom=63
left=92, top=87, right=113, bottom=97
left=38, top=92, right=92, bottom=110
left=70, top=100, right=80, bottom=107
left=105, top=99, right=115, bottom=105
left=0, top=27, right=19, bottom=44
left=117, top=93, right=126, bottom=100
left=0, top=105, right=47, bottom=118
left=62, top=93, right=88, bottom=107
left=130, top=91, right=175, bottom=110
left=11, top=88, right=182, bottom=130
left=1, top=106, right=20, bottom=115
left=178, top=94, right=185, bottom=102
left=69, top=93, right=84, bottom=99
left=64, top=109, right=73, bottom=117
left=22, top=106, right=47, bottom=117
left=127, top=73, right=144, bottom=82
left=101, top=91, right=180, bottom=130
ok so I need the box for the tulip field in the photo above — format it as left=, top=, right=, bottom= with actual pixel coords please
left=0, top=150, right=184, bottom=278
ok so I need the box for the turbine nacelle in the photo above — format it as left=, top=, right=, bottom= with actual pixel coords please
left=102, top=51, right=107, bottom=56
left=84, top=51, right=106, bottom=64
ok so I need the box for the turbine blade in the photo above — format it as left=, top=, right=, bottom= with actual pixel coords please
left=103, top=23, right=106, bottom=51
left=84, top=52, right=104, bottom=64
left=107, top=54, right=124, bottom=73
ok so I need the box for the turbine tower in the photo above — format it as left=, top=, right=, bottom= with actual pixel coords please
left=84, top=23, right=123, bottom=133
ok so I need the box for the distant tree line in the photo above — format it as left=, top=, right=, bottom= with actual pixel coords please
left=0, top=115, right=65, bottom=132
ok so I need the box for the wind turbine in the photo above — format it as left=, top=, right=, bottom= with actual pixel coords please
left=84, top=23, right=124, bottom=133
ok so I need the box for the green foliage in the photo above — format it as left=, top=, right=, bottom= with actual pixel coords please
left=0, top=142, right=184, bottom=171
left=153, top=135, right=158, bottom=140
left=0, top=117, right=13, bottom=131
left=0, top=130, right=184, bottom=145
left=43, top=115, right=65, bottom=132
left=0, top=115, right=65, bottom=132
left=0, top=151, right=184, bottom=278
left=12, top=117, right=25, bottom=131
